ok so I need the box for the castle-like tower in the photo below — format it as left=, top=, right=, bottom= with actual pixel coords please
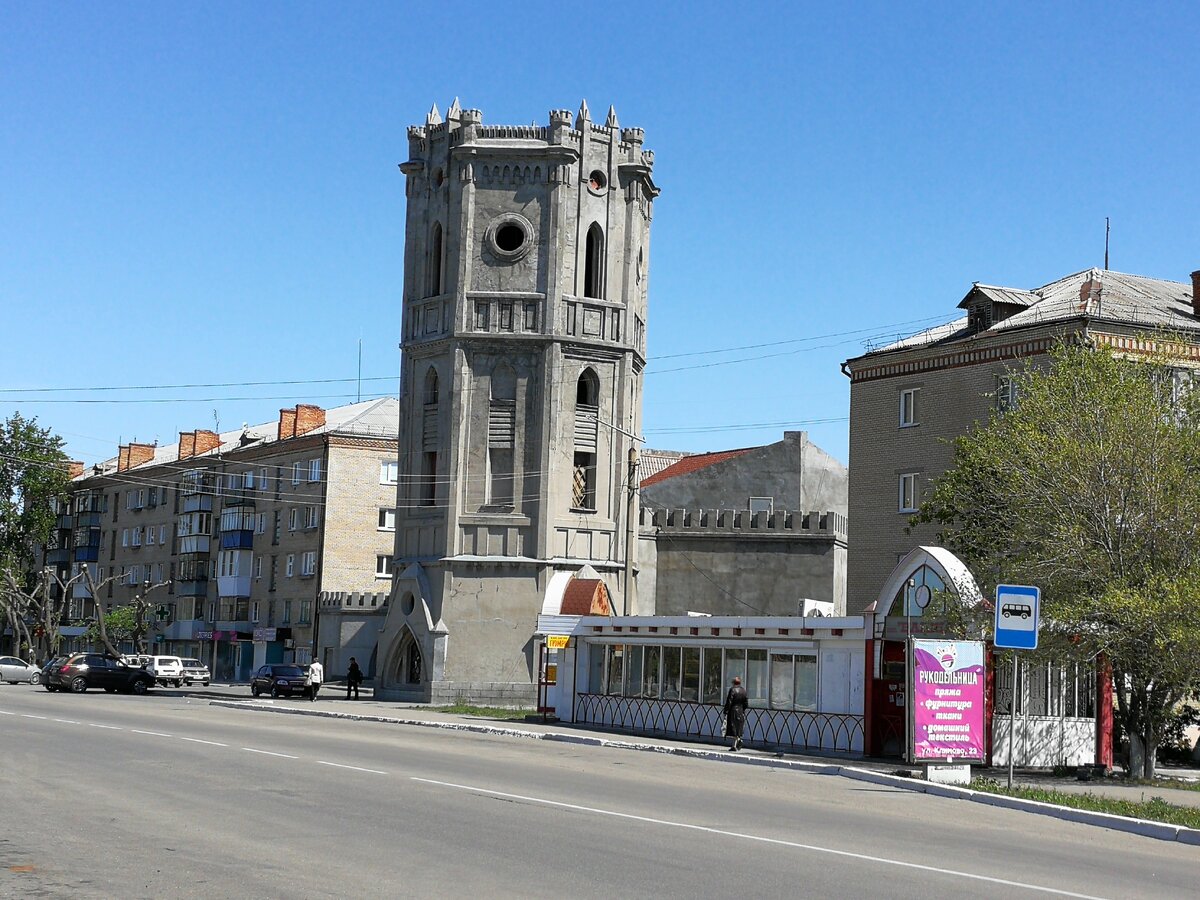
left=377, top=101, right=659, bottom=704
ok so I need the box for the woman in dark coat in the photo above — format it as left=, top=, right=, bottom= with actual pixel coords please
left=723, top=676, right=749, bottom=751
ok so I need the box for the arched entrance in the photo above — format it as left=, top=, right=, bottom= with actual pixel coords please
left=396, top=629, right=423, bottom=687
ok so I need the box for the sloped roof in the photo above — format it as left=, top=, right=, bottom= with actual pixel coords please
left=865, top=268, right=1198, bottom=357
left=639, top=449, right=689, bottom=481
left=640, top=447, right=758, bottom=489
left=78, top=397, right=400, bottom=480
left=560, top=578, right=612, bottom=616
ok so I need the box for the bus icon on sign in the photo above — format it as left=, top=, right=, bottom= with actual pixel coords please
left=995, top=584, right=1040, bottom=650
left=1001, top=602, right=1032, bottom=620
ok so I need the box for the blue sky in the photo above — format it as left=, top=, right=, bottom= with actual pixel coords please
left=3, top=1, right=1198, bottom=466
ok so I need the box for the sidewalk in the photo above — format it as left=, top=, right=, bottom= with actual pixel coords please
left=197, top=687, right=1200, bottom=815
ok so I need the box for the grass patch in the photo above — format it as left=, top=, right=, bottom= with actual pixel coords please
left=1121, top=777, right=1200, bottom=793
left=970, top=778, right=1200, bottom=829
left=434, top=702, right=533, bottom=720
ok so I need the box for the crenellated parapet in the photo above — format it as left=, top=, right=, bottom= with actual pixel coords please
left=640, top=507, right=848, bottom=539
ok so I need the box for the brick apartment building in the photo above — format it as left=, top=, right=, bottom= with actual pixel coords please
left=843, top=266, right=1200, bottom=614
left=42, top=398, right=399, bottom=680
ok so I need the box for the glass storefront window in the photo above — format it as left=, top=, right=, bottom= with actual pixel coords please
left=589, top=644, right=606, bottom=696
left=626, top=645, right=644, bottom=698
left=724, top=648, right=746, bottom=688
left=643, top=645, right=661, bottom=698
left=662, top=647, right=682, bottom=700
left=607, top=645, right=625, bottom=696
left=794, top=655, right=817, bottom=710
left=681, top=647, right=701, bottom=702
left=702, top=648, right=723, bottom=704
left=746, top=649, right=768, bottom=708
left=770, top=654, right=794, bottom=710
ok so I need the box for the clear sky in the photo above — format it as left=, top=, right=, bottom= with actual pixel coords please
left=3, top=2, right=1198, bottom=467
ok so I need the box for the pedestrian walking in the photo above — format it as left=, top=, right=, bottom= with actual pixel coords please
left=306, top=659, right=324, bottom=701
left=723, top=675, right=749, bottom=751
left=346, top=657, right=363, bottom=700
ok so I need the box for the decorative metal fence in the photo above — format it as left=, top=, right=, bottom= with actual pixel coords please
left=575, top=693, right=864, bottom=754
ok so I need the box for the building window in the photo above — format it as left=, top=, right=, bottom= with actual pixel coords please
left=251, top=601, right=260, bottom=622
left=121, top=528, right=129, bottom=548
left=256, top=513, right=266, bottom=534
left=421, top=452, right=437, bottom=506
left=997, top=374, right=1019, bottom=412
left=283, top=600, right=292, bottom=625
left=899, top=388, right=919, bottom=427
left=376, top=555, right=393, bottom=578
left=288, top=508, right=299, bottom=531
left=899, top=473, right=920, bottom=513
left=523, top=302, right=538, bottom=331
left=381, top=461, right=399, bottom=484
left=254, top=555, right=263, bottom=579
left=299, top=600, right=312, bottom=624
left=584, top=223, right=604, bottom=299
left=291, top=462, right=302, bottom=485
left=304, top=506, right=319, bottom=530
left=475, top=301, right=489, bottom=331
left=301, top=551, right=316, bottom=576
left=748, top=497, right=773, bottom=515
left=131, top=527, right=143, bottom=547
left=571, top=370, right=600, bottom=512
left=308, top=458, right=321, bottom=482
left=378, top=508, right=396, bottom=530
left=429, top=222, right=444, bottom=297
left=286, top=554, right=295, bottom=578
left=572, top=453, right=596, bottom=511
left=146, top=527, right=156, bottom=546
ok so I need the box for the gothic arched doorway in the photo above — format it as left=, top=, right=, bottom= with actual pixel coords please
left=397, top=629, right=423, bottom=687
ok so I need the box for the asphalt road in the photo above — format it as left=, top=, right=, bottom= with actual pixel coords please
left=1, top=684, right=1195, bottom=899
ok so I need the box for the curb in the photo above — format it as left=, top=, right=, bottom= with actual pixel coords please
left=210, top=700, right=1200, bottom=845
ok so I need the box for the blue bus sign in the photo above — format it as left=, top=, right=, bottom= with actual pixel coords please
left=994, top=584, right=1040, bottom=650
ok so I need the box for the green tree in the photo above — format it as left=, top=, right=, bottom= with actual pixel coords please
left=916, top=337, right=1200, bottom=779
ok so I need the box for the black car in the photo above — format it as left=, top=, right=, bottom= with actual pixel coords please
left=250, top=664, right=309, bottom=698
left=40, top=656, right=69, bottom=690
left=46, top=653, right=156, bottom=694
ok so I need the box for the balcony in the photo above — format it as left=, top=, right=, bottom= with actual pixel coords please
left=74, top=511, right=102, bottom=528
left=57, top=514, right=74, bottom=529
left=73, top=546, right=99, bottom=563
left=45, top=548, right=71, bottom=565
left=178, top=534, right=211, bottom=554
left=220, top=530, right=254, bottom=550
left=176, top=579, right=209, bottom=598
left=182, top=494, right=213, bottom=514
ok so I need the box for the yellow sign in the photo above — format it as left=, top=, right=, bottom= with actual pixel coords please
left=546, top=635, right=570, bottom=649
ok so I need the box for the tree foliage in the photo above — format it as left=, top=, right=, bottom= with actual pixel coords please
left=915, top=337, right=1200, bottom=778
left=0, top=412, right=69, bottom=571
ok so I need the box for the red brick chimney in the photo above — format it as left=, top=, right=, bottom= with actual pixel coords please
left=278, top=408, right=297, bottom=440
left=66, top=460, right=85, bottom=479
left=194, top=430, right=221, bottom=455
left=117, top=443, right=156, bottom=472
left=1191, top=270, right=1200, bottom=317
left=117, top=445, right=130, bottom=472
left=294, top=404, right=326, bottom=436
left=178, top=432, right=197, bottom=460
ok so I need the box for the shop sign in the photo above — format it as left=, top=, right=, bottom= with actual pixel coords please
left=546, top=635, right=570, bottom=650
left=196, top=630, right=214, bottom=641
left=253, top=627, right=278, bottom=643
left=911, top=639, right=986, bottom=762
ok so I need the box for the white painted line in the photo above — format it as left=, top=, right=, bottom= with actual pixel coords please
left=317, top=761, right=387, bottom=775
left=132, top=729, right=172, bottom=737
left=88, top=723, right=121, bottom=730
left=179, top=737, right=227, bottom=747
left=242, top=748, right=299, bottom=759
left=21, top=714, right=47, bottom=719
left=410, top=777, right=1108, bottom=900
left=0, top=709, right=15, bottom=715
left=52, top=719, right=80, bottom=724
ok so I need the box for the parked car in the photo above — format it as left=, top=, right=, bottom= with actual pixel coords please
left=41, top=656, right=69, bottom=691
left=180, top=658, right=211, bottom=686
left=145, top=655, right=185, bottom=687
left=0, top=655, right=42, bottom=684
left=250, top=664, right=309, bottom=698
left=46, top=653, right=156, bottom=694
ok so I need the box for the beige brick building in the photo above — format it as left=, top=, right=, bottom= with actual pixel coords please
left=46, top=399, right=399, bottom=680
left=844, top=267, right=1200, bottom=614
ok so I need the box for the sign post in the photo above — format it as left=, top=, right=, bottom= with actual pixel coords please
left=994, top=584, right=1041, bottom=789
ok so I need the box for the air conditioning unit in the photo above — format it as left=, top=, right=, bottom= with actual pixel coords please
left=799, top=598, right=835, bottom=618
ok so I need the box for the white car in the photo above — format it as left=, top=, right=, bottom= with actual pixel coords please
left=145, top=655, right=185, bottom=687
left=180, top=658, right=211, bottom=686
left=0, top=656, right=42, bottom=684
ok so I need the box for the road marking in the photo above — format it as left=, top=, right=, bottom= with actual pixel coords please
left=410, top=778, right=1109, bottom=900
left=179, top=737, right=227, bottom=747
left=243, top=748, right=299, bottom=759
left=0, top=710, right=14, bottom=715
left=52, top=719, right=80, bottom=724
left=21, top=714, right=47, bottom=719
left=132, top=729, right=172, bottom=737
left=317, top=761, right=387, bottom=775
left=88, top=723, right=121, bottom=730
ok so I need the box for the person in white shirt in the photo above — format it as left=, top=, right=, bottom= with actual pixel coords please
left=306, top=659, right=324, bottom=701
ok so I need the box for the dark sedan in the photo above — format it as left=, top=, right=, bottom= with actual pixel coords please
left=250, top=664, right=309, bottom=698
left=46, top=653, right=156, bottom=694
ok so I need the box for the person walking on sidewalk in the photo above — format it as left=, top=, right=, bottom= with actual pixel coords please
left=306, top=659, right=324, bottom=701
left=346, top=657, right=363, bottom=700
left=723, top=675, right=749, bottom=751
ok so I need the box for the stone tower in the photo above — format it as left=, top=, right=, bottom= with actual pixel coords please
left=377, top=101, right=659, bottom=704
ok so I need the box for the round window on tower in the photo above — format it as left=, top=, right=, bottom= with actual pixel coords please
left=588, top=170, right=608, bottom=194
left=485, top=214, right=534, bottom=263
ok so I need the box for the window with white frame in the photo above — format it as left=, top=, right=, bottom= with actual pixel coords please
left=308, top=458, right=321, bottom=482
left=899, top=472, right=920, bottom=513
left=899, top=387, right=919, bottom=427
left=299, top=600, right=312, bottom=624
left=288, top=508, right=299, bottom=531
left=376, top=555, right=393, bottom=577
left=254, top=555, right=263, bottom=579
left=159, top=524, right=167, bottom=545
left=301, top=551, right=317, bottom=576
left=996, top=374, right=1019, bottom=412
left=285, top=554, right=295, bottom=577
left=378, top=508, right=396, bottom=530
left=304, top=506, right=318, bottom=529
left=291, top=462, right=302, bottom=484
left=259, top=468, right=269, bottom=492
left=121, top=528, right=129, bottom=548
left=131, top=527, right=143, bottom=547
left=256, top=513, right=266, bottom=534
left=251, top=600, right=260, bottom=622
left=146, top=526, right=156, bottom=546
left=283, top=600, right=292, bottom=624
left=381, top=460, right=399, bottom=484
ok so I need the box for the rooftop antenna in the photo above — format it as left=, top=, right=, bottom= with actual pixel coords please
left=1104, top=217, right=1110, bottom=270
left=357, top=338, right=362, bottom=403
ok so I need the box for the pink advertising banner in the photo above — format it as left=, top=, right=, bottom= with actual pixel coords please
left=911, top=639, right=986, bottom=762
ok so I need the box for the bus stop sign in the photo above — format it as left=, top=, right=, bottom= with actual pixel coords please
left=994, top=584, right=1040, bottom=650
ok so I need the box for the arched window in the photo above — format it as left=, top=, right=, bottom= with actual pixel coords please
left=423, top=368, right=439, bottom=406
left=584, top=223, right=604, bottom=299
left=572, top=369, right=600, bottom=511
left=429, top=223, right=444, bottom=296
